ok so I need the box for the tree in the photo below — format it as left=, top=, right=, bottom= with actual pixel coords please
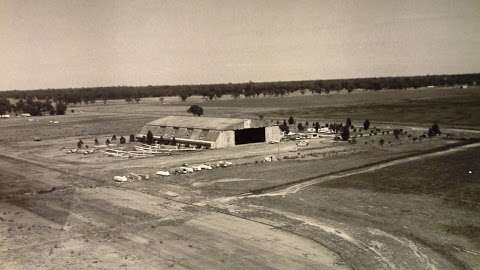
left=315, top=122, right=320, bottom=132
left=345, top=118, right=352, bottom=128
left=428, top=123, right=441, bottom=137
left=179, top=92, right=190, bottom=102
left=119, top=136, right=126, bottom=144
left=105, top=139, right=110, bottom=146
left=288, top=116, right=295, bottom=125
left=146, top=130, right=154, bottom=145
left=77, top=139, right=84, bottom=149
left=112, top=134, right=117, bottom=141
left=393, top=129, right=401, bottom=140
left=94, top=138, right=99, bottom=145
left=279, top=122, right=289, bottom=134
left=0, top=97, right=12, bottom=115
left=187, top=105, right=203, bottom=116
left=129, top=134, right=135, bottom=142
left=341, top=126, right=350, bottom=141
left=379, top=138, right=385, bottom=146
left=363, top=119, right=370, bottom=130
left=55, top=102, right=67, bottom=115
left=297, top=123, right=304, bottom=132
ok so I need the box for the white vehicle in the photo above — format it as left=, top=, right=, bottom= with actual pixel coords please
left=113, top=176, right=128, bottom=182
left=190, top=165, right=203, bottom=171
left=156, top=170, right=170, bottom=176
left=198, top=164, right=213, bottom=170
left=217, top=161, right=233, bottom=167
left=175, top=167, right=194, bottom=174
left=296, top=140, right=309, bottom=147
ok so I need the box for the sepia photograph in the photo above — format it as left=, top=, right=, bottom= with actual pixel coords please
left=1, top=0, right=479, bottom=269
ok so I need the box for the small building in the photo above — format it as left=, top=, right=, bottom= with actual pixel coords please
left=137, top=116, right=282, bottom=149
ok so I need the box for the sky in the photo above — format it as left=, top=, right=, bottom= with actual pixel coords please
left=1, top=0, right=479, bottom=90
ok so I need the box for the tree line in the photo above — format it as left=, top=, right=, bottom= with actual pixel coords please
left=0, top=96, right=67, bottom=116
left=0, top=73, right=478, bottom=104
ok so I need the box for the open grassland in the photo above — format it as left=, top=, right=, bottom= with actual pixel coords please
left=202, top=87, right=479, bottom=108
left=202, top=87, right=480, bottom=128
left=319, top=143, right=480, bottom=206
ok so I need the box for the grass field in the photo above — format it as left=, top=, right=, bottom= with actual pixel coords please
left=319, top=144, right=480, bottom=205
left=201, top=87, right=480, bottom=127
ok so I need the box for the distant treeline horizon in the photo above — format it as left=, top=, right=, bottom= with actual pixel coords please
left=1, top=73, right=478, bottom=104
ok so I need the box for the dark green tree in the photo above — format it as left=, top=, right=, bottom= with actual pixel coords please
left=55, top=102, right=67, bottom=115
left=0, top=97, right=12, bottom=115
left=346, top=118, right=352, bottom=128
left=341, top=126, right=350, bottom=141
left=288, top=116, right=295, bottom=125
left=363, top=119, right=370, bottom=130
left=297, top=123, right=304, bottom=132
left=146, top=130, right=154, bottom=145
left=187, top=105, right=204, bottom=116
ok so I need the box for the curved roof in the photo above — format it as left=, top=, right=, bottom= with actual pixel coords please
left=145, top=116, right=249, bottom=130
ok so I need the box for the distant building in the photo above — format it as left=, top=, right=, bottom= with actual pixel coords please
left=137, top=116, right=282, bottom=149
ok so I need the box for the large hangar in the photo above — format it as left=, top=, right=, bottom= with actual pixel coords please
left=137, top=116, right=281, bottom=149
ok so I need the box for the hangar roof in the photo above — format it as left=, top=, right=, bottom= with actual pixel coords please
left=145, top=116, right=254, bottom=130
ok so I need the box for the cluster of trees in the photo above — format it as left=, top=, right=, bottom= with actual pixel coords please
left=0, top=97, right=67, bottom=116
left=1, top=73, right=478, bottom=104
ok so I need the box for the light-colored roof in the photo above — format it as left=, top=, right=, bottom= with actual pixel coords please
left=145, top=116, right=249, bottom=130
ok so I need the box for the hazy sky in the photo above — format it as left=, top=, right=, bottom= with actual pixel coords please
left=1, top=0, right=479, bottom=90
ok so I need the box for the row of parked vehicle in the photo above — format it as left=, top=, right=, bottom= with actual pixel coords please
left=156, top=161, right=233, bottom=176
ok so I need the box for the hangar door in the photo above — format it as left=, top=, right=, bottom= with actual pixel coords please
left=234, top=128, right=266, bottom=145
